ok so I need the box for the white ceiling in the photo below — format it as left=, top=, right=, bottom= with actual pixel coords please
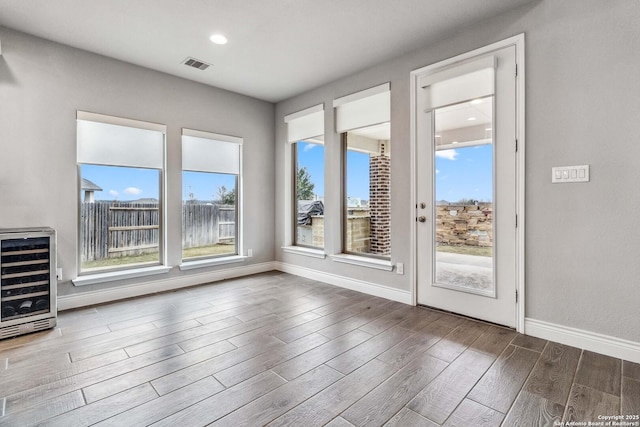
left=0, top=0, right=533, bottom=102
left=436, top=98, right=492, bottom=132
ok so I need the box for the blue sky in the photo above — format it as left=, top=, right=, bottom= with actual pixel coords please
left=297, top=142, right=326, bottom=198
left=346, top=150, right=370, bottom=201
left=82, top=142, right=492, bottom=203
left=183, top=171, right=236, bottom=201
left=297, top=141, right=371, bottom=201
left=81, top=164, right=235, bottom=201
left=436, top=144, right=493, bottom=202
left=298, top=141, right=492, bottom=203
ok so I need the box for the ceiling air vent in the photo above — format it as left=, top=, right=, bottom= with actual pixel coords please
left=182, top=57, right=211, bottom=71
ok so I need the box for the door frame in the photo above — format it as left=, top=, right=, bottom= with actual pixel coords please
left=409, top=34, right=526, bottom=332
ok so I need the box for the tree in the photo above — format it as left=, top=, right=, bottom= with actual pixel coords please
left=296, top=167, right=315, bottom=200
left=215, top=185, right=236, bottom=205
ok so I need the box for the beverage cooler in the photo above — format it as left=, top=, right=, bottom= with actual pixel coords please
left=0, top=227, right=57, bottom=339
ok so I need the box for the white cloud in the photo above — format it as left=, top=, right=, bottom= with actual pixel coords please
left=109, top=190, right=119, bottom=197
left=123, top=187, right=142, bottom=195
left=303, top=143, right=316, bottom=152
left=435, top=169, right=440, bottom=174
left=435, top=149, right=458, bottom=160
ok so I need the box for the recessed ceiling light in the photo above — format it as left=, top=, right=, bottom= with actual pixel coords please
left=470, top=99, right=483, bottom=104
left=210, top=34, right=228, bottom=45
left=485, top=128, right=492, bottom=131
left=435, top=135, right=441, bottom=138
left=452, top=141, right=459, bottom=144
left=467, top=117, right=477, bottom=121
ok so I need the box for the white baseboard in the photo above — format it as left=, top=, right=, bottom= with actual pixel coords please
left=58, top=262, right=277, bottom=311
left=274, top=261, right=412, bottom=305
left=525, top=318, right=640, bottom=364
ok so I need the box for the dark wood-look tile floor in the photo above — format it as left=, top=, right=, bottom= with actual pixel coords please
left=0, top=272, right=638, bottom=426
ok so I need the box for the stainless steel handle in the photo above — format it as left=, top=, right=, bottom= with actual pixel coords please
left=418, top=216, right=427, bottom=223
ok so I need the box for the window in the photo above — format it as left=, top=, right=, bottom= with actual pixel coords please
left=334, top=84, right=391, bottom=258
left=344, top=123, right=391, bottom=257
left=77, top=111, right=166, bottom=273
left=182, top=129, right=242, bottom=261
left=285, top=104, right=324, bottom=249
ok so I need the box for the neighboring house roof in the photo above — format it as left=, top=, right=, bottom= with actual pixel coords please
left=81, top=178, right=102, bottom=192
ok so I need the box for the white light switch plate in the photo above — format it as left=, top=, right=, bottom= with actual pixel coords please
left=552, top=165, right=589, bottom=183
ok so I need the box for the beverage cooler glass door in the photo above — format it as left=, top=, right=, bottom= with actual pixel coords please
left=0, top=230, right=57, bottom=328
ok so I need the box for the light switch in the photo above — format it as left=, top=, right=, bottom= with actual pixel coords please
left=552, top=165, right=590, bottom=183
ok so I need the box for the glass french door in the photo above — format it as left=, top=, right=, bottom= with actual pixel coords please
left=416, top=45, right=518, bottom=327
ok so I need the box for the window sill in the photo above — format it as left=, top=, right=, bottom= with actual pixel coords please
left=282, top=246, right=327, bottom=259
left=72, top=265, right=172, bottom=287
left=179, top=255, right=247, bottom=271
left=331, top=254, right=394, bottom=271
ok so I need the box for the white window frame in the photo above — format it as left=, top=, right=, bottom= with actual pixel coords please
left=333, top=83, right=393, bottom=263
left=179, top=128, right=245, bottom=269
left=74, top=111, right=169, bottom=284
left=282, top=104, right=327, bottom=258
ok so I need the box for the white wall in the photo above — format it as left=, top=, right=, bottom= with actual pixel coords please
left=0, top=26, right=275, bottom=298
left=275, top=0, right=640, bottom=343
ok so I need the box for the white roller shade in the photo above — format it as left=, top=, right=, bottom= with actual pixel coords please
left=334, top=83, right=390, bottom=133
left=182, top=130, right=241, bottom=175
left=285, top=104, right=324, bottom=143
left=420, top=56, right=495, bottom=110
left=77, top=112, right=165, bottom=169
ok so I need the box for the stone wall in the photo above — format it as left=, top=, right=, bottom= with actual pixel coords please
left=304, top=215, right=370, bottom=252
left=311, top=216, right=324, bottom=248
left=345, top=215, right=370, bottom=253
left=303, top=203, right=492, bottom=251
left=435, top=203, right=493, bottom=247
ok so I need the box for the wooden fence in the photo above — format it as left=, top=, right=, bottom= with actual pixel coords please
left=80, top=202, right=235, bottom=261
left=182, top=204, right=235, bottom=249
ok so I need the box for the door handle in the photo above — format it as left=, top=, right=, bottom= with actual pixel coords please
left=418, top=216, right=427, bottom=223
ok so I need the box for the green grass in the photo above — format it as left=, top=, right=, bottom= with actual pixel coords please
left=436, top=244, right=493, bottom=257
left=82, top=243, right=236, bottom=270
left=182, top=243, right=236, bottom=259
left=82, top=252, right=159, bottom=270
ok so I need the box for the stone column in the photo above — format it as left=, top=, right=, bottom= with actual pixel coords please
left=369, top=141, right=391, bottom=255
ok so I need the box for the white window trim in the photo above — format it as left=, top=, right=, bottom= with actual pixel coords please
left=182, top=128, right=243, bottom=145
left=181, top=128, right=244, bottom=262
left=77, top=111, right=166, bottom=133
left=285, top=105, right=325, bottom=249
left=331, top=253, right=393, bottom=271
left=72, top=265, right=171, bottom=287
left=76, top=111, right=168, bottom=277
left=282, top=246, right=327, bottom=259
left=179, top=255, right=248, bottom=271
left=333, top=83, right=393, bottom=261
